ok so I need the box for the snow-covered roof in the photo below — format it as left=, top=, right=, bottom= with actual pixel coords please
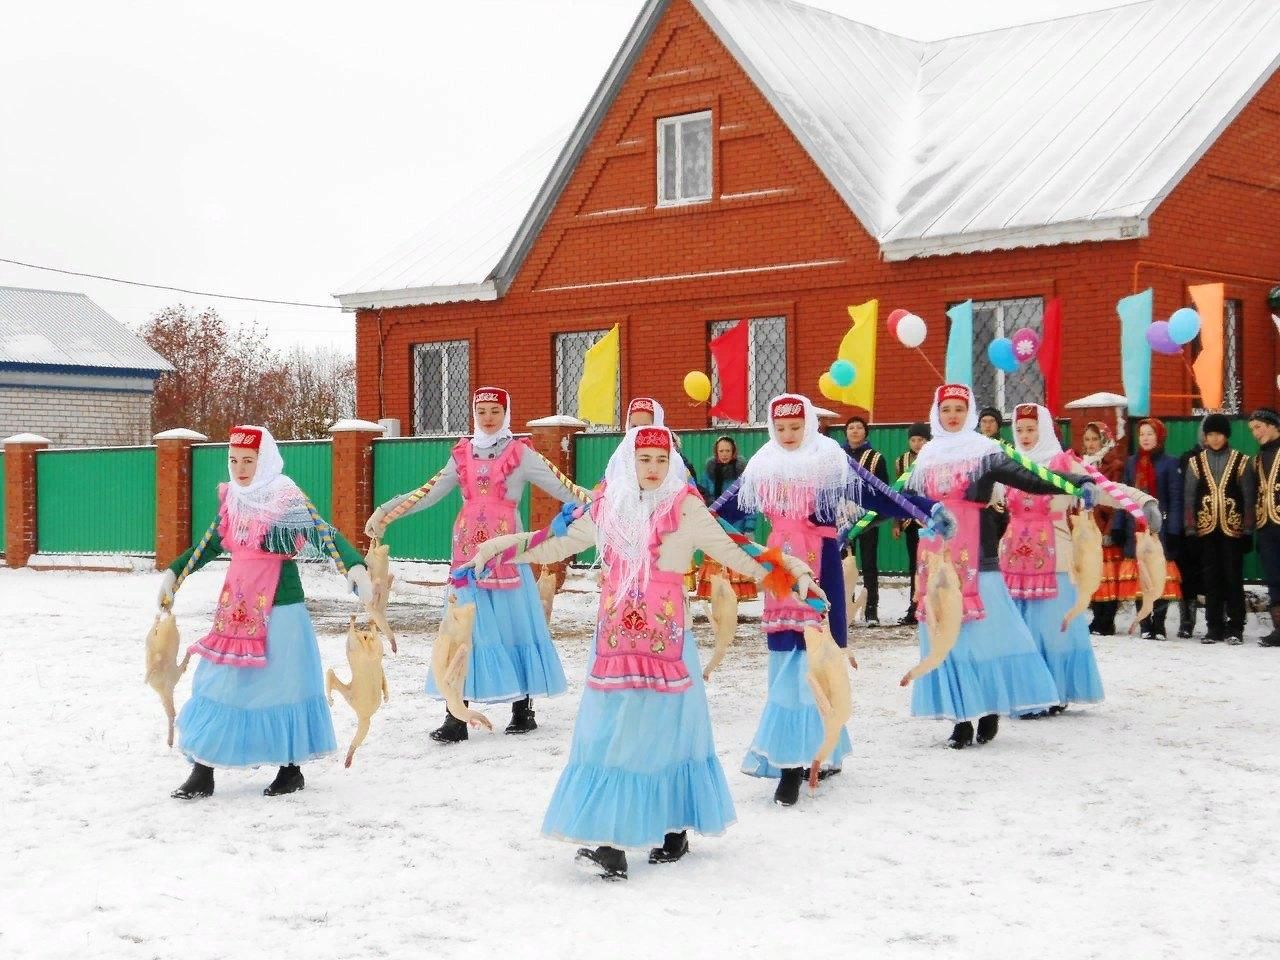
left=335, top=0, right=1280, bottom=308
left=0, top=286, right=173, bottom=374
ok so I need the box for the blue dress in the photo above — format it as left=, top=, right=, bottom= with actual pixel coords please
left=1015, top=573, right=1105, bottom=705
left=541, top=631, right=736, bottom=849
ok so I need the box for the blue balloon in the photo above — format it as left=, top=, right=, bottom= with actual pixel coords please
left=829, top=359, right=856, bottom=387
left=1168, top=307, right=1201, bottom=345
left=987, top=337, right=1018, bottom=373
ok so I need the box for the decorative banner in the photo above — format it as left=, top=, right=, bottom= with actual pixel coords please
left=944, top=299, right=974, bottom=387
left=1189, top=283, right=1225, bottom=410
left=839, top=299, right=878, bottom=411
left=709, top=320, right=748, bottom=422
left=576, top=323, right=620, bottom=425
left=1116, top=290, right=1152, bottom=417
left=1039, top=297, right=1063, bottom=416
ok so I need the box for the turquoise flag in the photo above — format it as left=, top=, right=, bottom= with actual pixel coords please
left=945, top=299, right=974, bottom=386
left=1116, top=289, right=1152, bottom=417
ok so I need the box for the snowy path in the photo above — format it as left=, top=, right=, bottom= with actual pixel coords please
left=2, top=564, right=1278, bottom=960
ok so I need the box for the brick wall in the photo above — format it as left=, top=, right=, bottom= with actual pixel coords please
left=355, top=0, right=1280, bottom=439
left=0, top=386, right=152, bottom=447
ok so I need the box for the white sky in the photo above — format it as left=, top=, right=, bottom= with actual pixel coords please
left=0, top=0, right=1149, bottom=354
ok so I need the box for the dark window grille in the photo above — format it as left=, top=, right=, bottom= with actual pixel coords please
left=709, top=316, right=788, bottom=425
left=966, top=297, right=1045, bottom=416
left=412, top=340, right=470, bottom=435
left=1191, top=298, right=1243, bottom=415
left=555, top=329, right=619, bottom=426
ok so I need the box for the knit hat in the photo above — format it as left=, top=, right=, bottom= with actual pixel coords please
left=907, top=421, right=931, bottom=440
left=978, top=406, right=1004, bottom=427
left=1249, top=407, right=1280, bottom=429
left=1202, top=413, right=1232, bottom=438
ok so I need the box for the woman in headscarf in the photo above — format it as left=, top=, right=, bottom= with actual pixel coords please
left=1111, top=417, right=1184, bottom=639
left=1001, top=405, right=1159, bottom=715
left=467, top=425, right=816, bottom=881
left=1078, top=421, right=1128, bottom=635
left=365, top=387, right=591, bottom=742
left=716, top=394, right=951, bottom=805
left=902, top=386, right=1094, bottom=749
left=695, top=435, right=757, bottom=600
left=157, top=425, right=373, bottom=800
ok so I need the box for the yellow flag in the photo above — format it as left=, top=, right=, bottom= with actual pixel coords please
left=838, top=299, right=878, bottom=412
left=576, top=324, right=620, bottom=425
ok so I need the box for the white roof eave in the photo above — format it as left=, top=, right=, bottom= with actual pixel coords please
left=879, top=216, right=1148, bottom=262
left=334, top=281, right=499, bottom=312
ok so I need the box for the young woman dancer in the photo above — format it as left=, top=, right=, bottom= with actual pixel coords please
left=365, top=387, right=589, bottom=741
left=467, top=425, right=816, bottom=880
left=904, top=386, right=1095, bottom=749
left=158, top=425, right=371, bottom=800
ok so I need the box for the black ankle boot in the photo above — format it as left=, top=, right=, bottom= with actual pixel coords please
left=263, top=764, right=305, bottom=797
left=976, top=714, right=999, bottom=744
left=171, top=762, right=214, bottom=800
left=948, top=722, right=975, bottom=749
left=505, top=697, right=537, bottom=735
left=576, top=845, right=628, bottom=880
left=1260, top=607, right=1280, bottom=647
left=431, top=707, right=470, bottom=744
left=648, top=830, right=689, bottom=864
left=774, top=767, right=804, bottom=806
left=1177, top=600, right=1197, bottom=639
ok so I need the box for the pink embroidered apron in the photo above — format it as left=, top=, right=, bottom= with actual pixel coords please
left=761, top=512, right=831, bottom=634
left=190, top=494, right=285, bottom=668
left=589, top=488, right=693, bottom=694
left=999, top=488, right=1061, bottom=600
left=451, top=438, right=524, bottom=590
left=916, top=472, right=984, bottom=622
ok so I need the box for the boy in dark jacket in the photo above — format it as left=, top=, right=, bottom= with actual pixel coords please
left=841, top=416, right=889, bottom=626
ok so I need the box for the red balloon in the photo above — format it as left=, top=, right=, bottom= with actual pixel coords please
left=887, top=308, right=910, bottom=337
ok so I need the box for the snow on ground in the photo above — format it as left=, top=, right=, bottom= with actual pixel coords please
left=2, top=562, right=1278, bottom=960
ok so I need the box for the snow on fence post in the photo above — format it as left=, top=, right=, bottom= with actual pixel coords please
left=3, top=433, right=51, bottom=568
left=526, top=415, right=587, bottom=589
left=154, top=428, right=207, bottom=570
left=329, top=419, right=386, bottom=553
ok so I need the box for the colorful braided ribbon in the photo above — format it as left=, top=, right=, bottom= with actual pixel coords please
left=998, top=441, right=1083, bottom=498
left=303, top=498, right=350, bottom=575
left=846, top=461, right=916, bottom=539
left=167, top=516, right=221, bottom=605
left=1075, top=458, right=1148, bottom=531
left=843, top=453, right=931, bottom=528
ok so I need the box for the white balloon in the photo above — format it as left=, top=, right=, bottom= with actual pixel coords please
left=897, top=313, right=927, bottom=348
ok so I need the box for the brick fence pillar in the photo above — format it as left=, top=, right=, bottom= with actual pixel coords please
left=153, top=428, right=208, bottom=570
left=4, top=433, right=51, bottom=568
left=526, top=415, right=586, bottom=588
left=329, top=418, right=386, bottom=553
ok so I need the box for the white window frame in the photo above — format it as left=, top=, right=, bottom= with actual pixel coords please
left=412, top=339, right=470, bottom=436
left=710, top=316, right=788, bottom=426
left=656, top=111, right=713, bottom=207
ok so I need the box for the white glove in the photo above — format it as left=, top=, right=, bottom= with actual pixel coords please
left=157, top=570, right=177, bottom=611
left=1141, top=500, right=1163, bottom=534
left=347, top=565, right=374, bottom=605
left=795, top=573, right=826, bottom=604
left=364, top=508, right=387, bottom=541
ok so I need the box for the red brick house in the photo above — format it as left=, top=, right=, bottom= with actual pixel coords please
left=336, top=0, right=1280, bottom=436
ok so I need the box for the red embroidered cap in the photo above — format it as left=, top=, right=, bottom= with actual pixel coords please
left=1014, top=403, right=1039, bottom=422
left=473, top=387, right=509, bottom=409
left=937, top=384, right=971, bottom=407
left=634, top=427, right=671, bottom=451
left=628, top=397, right=656, bottom=417
left=770, top=395, right=805, bottom=419
left=228, top=426, right=263, bottom=449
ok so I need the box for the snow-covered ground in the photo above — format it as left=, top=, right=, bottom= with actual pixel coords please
left=2, top=562, right=1278, bottom=960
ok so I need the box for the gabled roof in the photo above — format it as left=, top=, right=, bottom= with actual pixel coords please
left=0, top=286, right=173, bottom=375
left=335, top=0, right=1280, bottom=309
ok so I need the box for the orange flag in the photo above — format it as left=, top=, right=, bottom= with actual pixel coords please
left=1189, top=283, right=1225, bottom=410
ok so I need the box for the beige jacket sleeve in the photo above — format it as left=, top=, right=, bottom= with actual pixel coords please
left=508, top=515, right=598, bottom=567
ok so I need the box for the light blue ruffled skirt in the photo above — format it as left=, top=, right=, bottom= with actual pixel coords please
left=1016, top=573, right=1105, bottom=706
left=742, top=649, right=852, bottom=778
left=177, top=602, right=336, bottom=768
left=426, top=566, right=567, bottom=704
left=911, top=572, right=1060, bottom=722
left=541, top=630, right=736, bottom=849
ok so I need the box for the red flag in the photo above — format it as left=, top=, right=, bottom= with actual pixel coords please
left=1039, top=297, right=1063, bottom=416
left=709, top=321, right=748, bottom=422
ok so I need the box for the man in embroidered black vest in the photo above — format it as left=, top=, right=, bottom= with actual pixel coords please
left=1249, top=407, right=1280, bottom=646
left=1184, top=413, right=1256, bottom=644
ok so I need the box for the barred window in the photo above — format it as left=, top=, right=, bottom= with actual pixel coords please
left=412, top=340, right=470, bottom=435
left=1192, top=298, right=1243, bottom=415
left=710, top=316, right=788, bottom=425
left=966, top=297, right=1045, bottom=416
left=657, top=112, right=712, bottom=206
left=555, top=329, right=619, bottom=425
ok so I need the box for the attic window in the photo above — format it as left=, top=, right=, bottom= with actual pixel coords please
left=657, top=111, right=712, bottom=206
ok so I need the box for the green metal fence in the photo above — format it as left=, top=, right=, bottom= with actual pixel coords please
left=371, top=437, right=532, bottom=562
left=191, top=441, right=334, bottom=550
left=35, top=446, right=156, bottom=554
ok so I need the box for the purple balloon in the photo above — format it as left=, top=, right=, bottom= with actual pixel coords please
left=1010, top=327, right=1041, bottom=363
left=1145, top=320, right=1182, bottom=356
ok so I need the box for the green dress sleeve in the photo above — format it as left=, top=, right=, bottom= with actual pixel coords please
left=167, top=517, right=225, bottom=576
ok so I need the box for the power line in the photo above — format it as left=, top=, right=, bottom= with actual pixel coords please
left=0, top=255, right=342, bottom=309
